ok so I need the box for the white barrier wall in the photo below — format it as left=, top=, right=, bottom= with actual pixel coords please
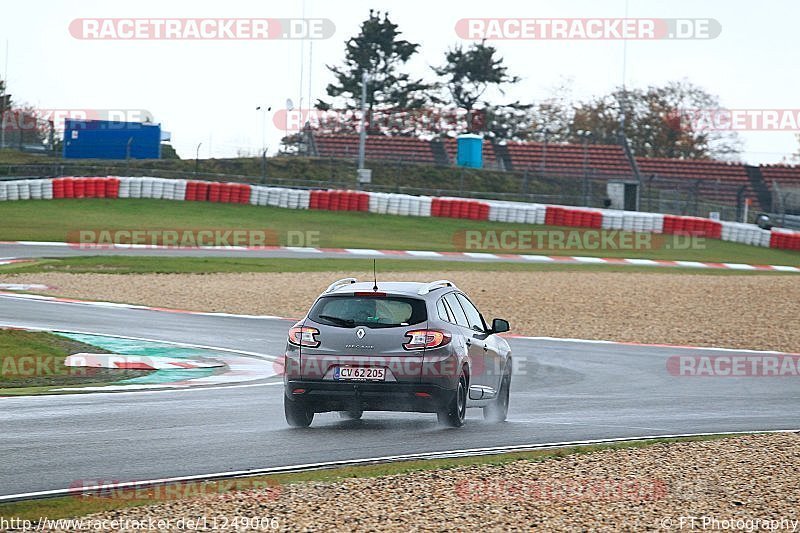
left=1, top=177, right=798, bottom=251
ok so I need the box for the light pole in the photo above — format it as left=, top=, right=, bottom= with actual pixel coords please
left=194, top=142, right=202, bottom=176
left=576, top=130, right=593, bottom=206
left=357, top=72, right=369, bottom=170
left=255, top=105, right=271, bottom=154
left=356, top=70, right=371, bottom=190
left=260, top=145, right=270, bottom=184
left=255, top=106, right=271, bottom=182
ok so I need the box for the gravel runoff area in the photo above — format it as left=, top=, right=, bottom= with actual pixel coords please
left=30, top=433, right=800, bottom=532
left=1, top=271, right=798, bottom=352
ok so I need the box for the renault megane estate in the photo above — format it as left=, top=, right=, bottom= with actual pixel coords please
left=282, top=278, right=511, bottom=427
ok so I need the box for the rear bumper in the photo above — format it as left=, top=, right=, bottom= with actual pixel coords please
left=285, top=380, right=454, bottom=413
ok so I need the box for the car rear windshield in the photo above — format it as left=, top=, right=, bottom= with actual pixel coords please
left=309, top=295, right=427, bottom=328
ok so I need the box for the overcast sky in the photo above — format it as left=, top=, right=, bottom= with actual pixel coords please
left=3, top=0, right=799, bottom=163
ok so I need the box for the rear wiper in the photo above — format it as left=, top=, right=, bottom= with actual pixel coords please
left=318, top=315, right=356, bottom=327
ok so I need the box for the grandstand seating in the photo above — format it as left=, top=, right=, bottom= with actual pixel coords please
left=311, top=132, right=799, bottom=210
left=760, top=164, right=800, bottom=190
left=315, top=134, right=435, bottom=164
left=636, top=157, right=753, bottom=206
left=504, top=141, right=631, bottom=177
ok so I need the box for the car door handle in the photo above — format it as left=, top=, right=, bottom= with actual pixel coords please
left=483, top=344, right=488, bottom=351
left=465, top=340, right=472, bottom=347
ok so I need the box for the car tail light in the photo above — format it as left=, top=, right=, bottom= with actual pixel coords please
left=288, top=326, right=320, bottom=348
left=403, top=329, right=451, bottom=350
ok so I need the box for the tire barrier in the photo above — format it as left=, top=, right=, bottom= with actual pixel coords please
left=663, top=215, right=722, bottom=239
left=0, top=179, right=52, bottom=201
left=770, top=228, right=800, bottom=251
left=205, top=182, right=251, bottom=204
left=544, top=206, right=603, bottom=228
left=487, top=201, right=547, bottom=224
left=431, top=198, right=490, bottom=220
left=368, top=192, right=427, bottom=216
left=309, top=189, right=369, bottom=212
left=2, top=177, right=799, bottom=251
left=52, top=177, right=120, bottom=199
left=720, top=221, right=772, bottom=247
left=185, top=180, right=209, bottom=201
left=250, top=186, right=311, bottom=209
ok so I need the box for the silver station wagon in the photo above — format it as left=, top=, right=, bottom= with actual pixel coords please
left=283, top=279, right=512, bottom=427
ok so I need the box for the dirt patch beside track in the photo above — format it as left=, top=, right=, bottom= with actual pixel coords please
left=1, top=271, right=798, bottom=352
left=47, top=433, right=800, bottom=532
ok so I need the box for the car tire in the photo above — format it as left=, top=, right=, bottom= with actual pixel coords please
left=284, top=395, right=314, bottom=427
left=483, top=366, right=511, bottom=423
left=437, top=371, right=467, bottom=428
left=338, top=409, right=363, bottom=420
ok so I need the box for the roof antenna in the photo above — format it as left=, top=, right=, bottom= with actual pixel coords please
left=372, top=259, right=378, bottom=292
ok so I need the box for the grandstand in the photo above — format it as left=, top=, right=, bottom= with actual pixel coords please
left=315, top=134, right=436, bottom=164
left=761, top=164, right=800, bottom=213
left=761, top=164, right=800, bottom=190
left=503, top=141, right=631, bottom=177
left=635, top=156, right=755, bottom=208
left=307, top=132, right=800, bottom=216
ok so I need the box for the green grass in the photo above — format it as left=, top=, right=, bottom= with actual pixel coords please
left=0, top=330, right=151, bottom=392
left=0, top=199, right=797, bottom=265
left=0, top=433, right=740, bottom=521
left=0, top=256, right=794, bottom=276
left=0, top=149, right=53, bottom=164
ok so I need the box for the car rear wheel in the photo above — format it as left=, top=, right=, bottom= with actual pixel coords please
left=284, top=395, right=314, bottom=427
left=483, top=367, right=511, bottom=423
left=437, top=371, right=467, bottom=427
left=338, top=409, right=363, bottom=420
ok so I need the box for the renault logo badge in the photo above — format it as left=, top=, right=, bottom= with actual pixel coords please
left=356, top=328, right=366, bottom=339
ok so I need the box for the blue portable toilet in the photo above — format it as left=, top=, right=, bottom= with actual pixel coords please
left=63, top=119, right=162, bottom=159
left=456, top=134, right=483, bottom=168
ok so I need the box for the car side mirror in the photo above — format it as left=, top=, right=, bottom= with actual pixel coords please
left=491, top=318, right=510, bottom=334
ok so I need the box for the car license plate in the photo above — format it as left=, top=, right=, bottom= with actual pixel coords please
left=335, top=366, right=386, bottom=381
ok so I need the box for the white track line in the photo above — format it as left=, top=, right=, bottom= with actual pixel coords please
left=1, top=430, right=796, bottom=503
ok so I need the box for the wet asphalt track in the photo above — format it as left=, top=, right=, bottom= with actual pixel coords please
left=1, top=295, right=799, bottom=498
